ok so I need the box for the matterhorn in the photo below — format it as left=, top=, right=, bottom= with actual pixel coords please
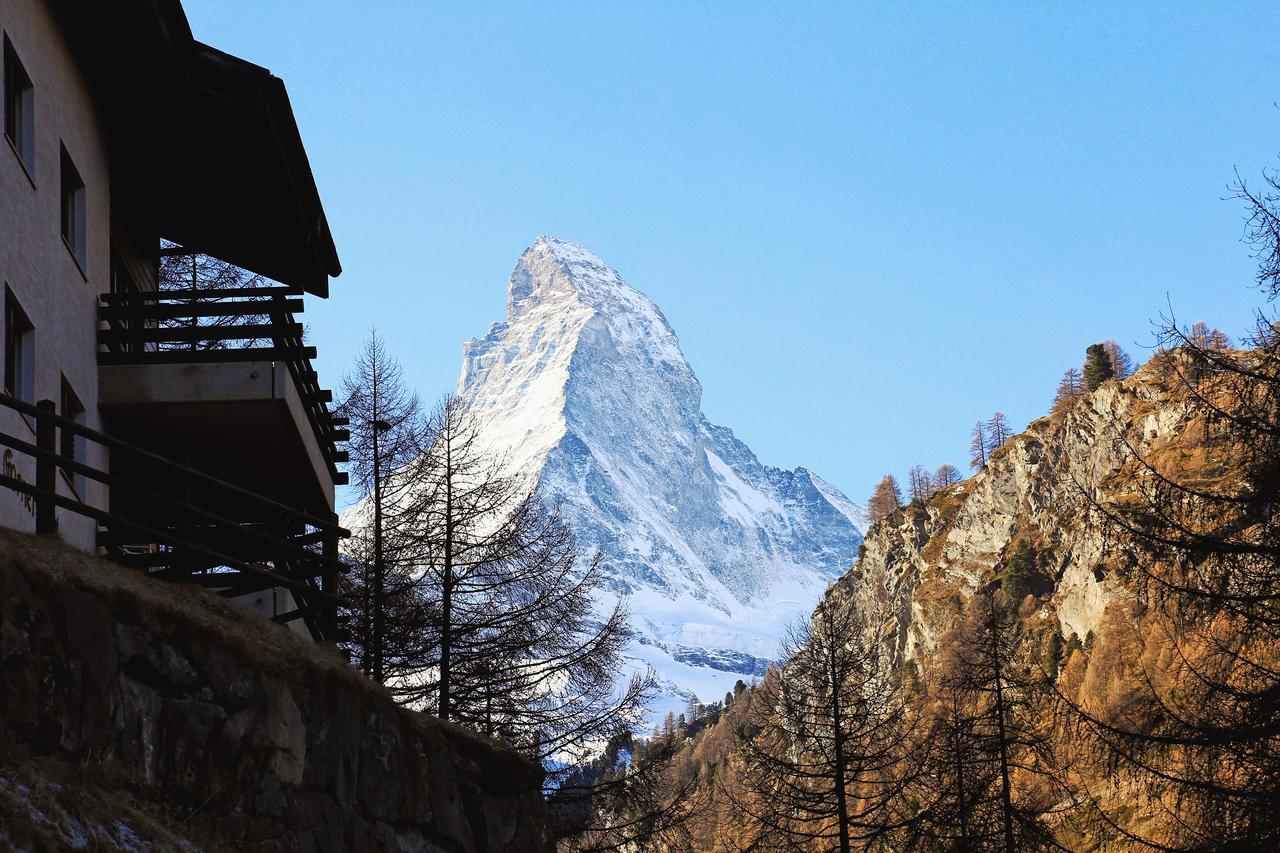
left=458, top=237, right=865, bottom=713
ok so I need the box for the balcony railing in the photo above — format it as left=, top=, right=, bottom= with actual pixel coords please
left=98, top=284, right=349, bottom=485
left=0, top=394, right=349, bottom=639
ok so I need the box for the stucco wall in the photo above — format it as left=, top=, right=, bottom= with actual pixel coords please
left=0, top=0, right=116, bottom=550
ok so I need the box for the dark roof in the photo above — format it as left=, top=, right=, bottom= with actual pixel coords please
left=50, top=0, right=341, bottom=296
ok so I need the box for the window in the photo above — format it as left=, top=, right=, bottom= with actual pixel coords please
left=60, top=144, right=85, bottom=268
left=4, top=289, right=34, bottom=413
left=59, top=377, right=85, bottom=497
left=3, top=35, right=34, bottom=173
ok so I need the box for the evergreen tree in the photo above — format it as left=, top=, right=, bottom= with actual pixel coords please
left=867, top=474, right=903, bottom=523
left=1000, top=539, right=1037, bottom=606
left=1102, top=339, right=1135, bottom=378
left=1083, top=343, right=1114, bottom=391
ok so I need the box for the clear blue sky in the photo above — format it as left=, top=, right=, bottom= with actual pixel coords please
left=187, top=1, right=1280, bottom=506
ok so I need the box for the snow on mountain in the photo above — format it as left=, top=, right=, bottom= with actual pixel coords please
left=458, top=236, right=865, bottom=718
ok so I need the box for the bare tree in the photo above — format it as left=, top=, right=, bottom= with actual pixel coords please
left=336, top=331, right=423, bottom=682
left=934, top=463, right=961, bottom=490
left=908, top=465, right=934, bottom=504
left=735, top=596, right=917, bottom=851
left=970, top=421, right=989, bottom=472
left=401, top=395, right=656, bottom=793
left=158, top=241, right=275, bottom=349
left=908, top=592, right=1062, bottom=851
left=1050, top=367, right=1086, bottom=416
left=986, top=411, right=1013, bottom=450
left=1051, top=162, right=1280, bottom=848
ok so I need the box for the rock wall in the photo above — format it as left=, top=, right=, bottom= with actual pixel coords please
left=0, top=529, right=550, bottom=852
left=836, top=357, right=1197, bottom=666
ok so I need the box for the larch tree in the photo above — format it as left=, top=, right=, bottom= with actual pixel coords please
left=734, top=597, right=916, bottom=852
left=1186, top=320, right=1232, bottom=350
left=1102, top=339, right=1135, bottom=379
left=157, top=240, right=277, bottom=349
left=867, top=474, right=904, bottom=524
left=986, top=411, right=1013, bottom=450
left=970, top=421, right=990, bottom=472
left=336, top=330, right=424, bottom=683
left=934, top=463, right=961, bottom=490
left=1051, top=367, right=1086, bottom=416
left=1083, top=343, right=1114, bottom=391
left=908, top=465, right=934, bottom=504
left=401, top=395, right=657, bottom=801
left=909, top=592, right=1062, bottom=851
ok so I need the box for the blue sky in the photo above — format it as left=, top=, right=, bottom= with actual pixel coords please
left=187, top=1, right=1280, bottom=506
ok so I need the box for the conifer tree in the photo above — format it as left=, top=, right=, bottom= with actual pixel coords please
left=1102, top=339, right=1135, bottom=378
left=336, top=331, right=424, bottom=683
left=986, top=411, right=1013, bottom=450
left=1051, top=367, right=1086, bottom=416
left=909, top=592, right=1061, bottom=850
left=908, top=465, right=934, bottom=504
left=735, top=598, right=915, bottom=851
left=969, top=421, right=989, bottom=472
left=934, top=463, right=961, bottom=490
left=1083, top=343, right=1114, bottom=391
left=867, top=474, right=903, bottom=523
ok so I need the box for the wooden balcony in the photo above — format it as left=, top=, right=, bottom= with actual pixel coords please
left=0, top=395, right=348, bottom=640
left=97, top=285, right=348, bottom=515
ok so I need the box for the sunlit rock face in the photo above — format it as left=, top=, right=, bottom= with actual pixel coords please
left=458, top=236, right=865, bottom=714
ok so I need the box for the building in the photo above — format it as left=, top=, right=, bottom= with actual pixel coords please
left=0, top=0, right=348, bottom=638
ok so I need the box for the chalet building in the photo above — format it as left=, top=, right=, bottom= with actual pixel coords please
left=0, top=0, right=348, bottom=638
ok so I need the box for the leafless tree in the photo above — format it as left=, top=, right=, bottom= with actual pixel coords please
left=933, top=463, right=961, bottom=490
left=734, top=596, right=918, bottom=851
left=336, top=331, right=423, bottom=683
left=1051, top=368, right=1086, bottom=416
left=970, top=421, right=990, bottom=472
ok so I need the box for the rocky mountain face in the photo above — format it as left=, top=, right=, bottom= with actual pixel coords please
left=832, top=354, right=1192, bottom=673
left=458, top=237, right=865, bottom=713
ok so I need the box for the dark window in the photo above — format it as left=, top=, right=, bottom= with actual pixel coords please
left=4, top=288, right=34, bottom=408
left=60, top=145, right=85, bottom=268
left=3, top=35, right=34, bottom=172
left=59, top=377, right=86, bottom=496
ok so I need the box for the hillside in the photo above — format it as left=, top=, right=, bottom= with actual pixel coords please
left=620, top=342, right=1278, bottom=850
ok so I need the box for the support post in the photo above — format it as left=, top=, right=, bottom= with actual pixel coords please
left=321, top=514, right=339, bottom=639
left=35, top=399, right=57, bottom=535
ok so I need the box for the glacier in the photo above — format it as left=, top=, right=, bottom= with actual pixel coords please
left=458, top=236, right=865, bottom=718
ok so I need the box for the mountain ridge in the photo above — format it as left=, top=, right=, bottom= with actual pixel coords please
left=458, top=236, right=865, bottom=712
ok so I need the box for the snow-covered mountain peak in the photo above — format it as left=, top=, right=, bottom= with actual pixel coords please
left=456, top=238, right=864, bottom=718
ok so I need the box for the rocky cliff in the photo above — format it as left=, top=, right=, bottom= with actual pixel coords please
left=0, top=529, right=550, bottom=852
left=837, top=354, right=1195, bottom=669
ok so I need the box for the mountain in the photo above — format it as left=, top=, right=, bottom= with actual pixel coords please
left=458, top=236, right=865, bottom=716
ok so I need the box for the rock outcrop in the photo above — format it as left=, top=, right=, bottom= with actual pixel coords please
left=836, top=356, right=1197, bottom=665
left=0, top=529, right=550, bottom=852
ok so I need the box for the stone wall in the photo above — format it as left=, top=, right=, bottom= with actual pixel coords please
left=0, top=528, right=550, bottom=852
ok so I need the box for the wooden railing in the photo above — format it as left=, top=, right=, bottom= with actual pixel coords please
left=98, top=285, right=349, bottom=485
left=0, top=394, right=349, bottom=640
